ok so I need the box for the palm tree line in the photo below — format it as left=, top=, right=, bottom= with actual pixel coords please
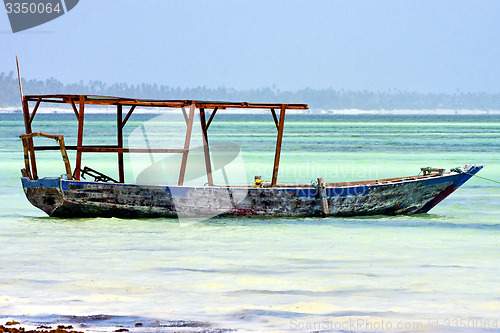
left=1, top=71, right=499, bottom=110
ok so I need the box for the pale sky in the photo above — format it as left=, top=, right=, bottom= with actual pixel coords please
left=1, top=0, right=499, bottom=93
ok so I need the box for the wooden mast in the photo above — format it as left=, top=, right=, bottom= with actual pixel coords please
left=17, top=56, right=38, bottom=179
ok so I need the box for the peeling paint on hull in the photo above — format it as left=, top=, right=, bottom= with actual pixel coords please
left=21, top=165, right=483, bottom=218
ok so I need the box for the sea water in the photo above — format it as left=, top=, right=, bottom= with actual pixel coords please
left=0, top=113, right=499, bottom=332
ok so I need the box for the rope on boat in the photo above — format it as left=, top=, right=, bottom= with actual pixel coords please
left=450, top=167, right=500, bottom=185
left=418, top=166, right=433, bottom=176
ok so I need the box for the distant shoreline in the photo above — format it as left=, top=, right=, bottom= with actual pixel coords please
left=1, top=106, right=500, bottom=115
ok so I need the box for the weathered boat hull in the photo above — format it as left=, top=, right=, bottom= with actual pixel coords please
left=21, top=165, right=483, bottom=218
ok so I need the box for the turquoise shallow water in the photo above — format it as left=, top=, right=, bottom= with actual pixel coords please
left=0, top=112, right=499, bottom=332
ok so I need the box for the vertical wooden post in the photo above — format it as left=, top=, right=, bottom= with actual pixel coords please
left=58, top=136, right=72, bottom=180
left=317, top=177, right=329, bottom=217
left=74, top=95, right=85, bottom=180
left=271, top=104, right=287, bottom=187
left=199, top=107, right=213, bottom=186
left=178, top=104, right=196, bottom=186
left=22, top=97, right=38, bottom=179
left=117, top=104, right=124, bottom=183
left=21, top=137, right=33, bottom=179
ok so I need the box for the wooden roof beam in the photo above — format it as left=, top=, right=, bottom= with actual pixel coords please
left=23, top=94, right=308, bottom=110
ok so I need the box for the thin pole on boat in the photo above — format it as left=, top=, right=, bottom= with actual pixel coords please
left=271, top=104, right=287, bottom=187
left=16, top=55, right=23, bottom=100
left=17, top=55, right=38, bottom=179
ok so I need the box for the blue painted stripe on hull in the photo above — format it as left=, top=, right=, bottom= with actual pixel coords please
left=21, top=177, right=60, bottom=189
left=20, top=164, right=484, bottom=218
left=22, top=172, right=474, bottom=201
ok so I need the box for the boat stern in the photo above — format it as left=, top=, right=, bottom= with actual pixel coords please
left=21, top=177, right=64, bottom=216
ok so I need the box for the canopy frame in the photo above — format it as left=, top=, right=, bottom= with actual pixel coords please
left=21, top=94, right=308, bottom=187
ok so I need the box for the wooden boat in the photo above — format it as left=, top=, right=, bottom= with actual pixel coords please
left=19, top=94, right=483, bottom=218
